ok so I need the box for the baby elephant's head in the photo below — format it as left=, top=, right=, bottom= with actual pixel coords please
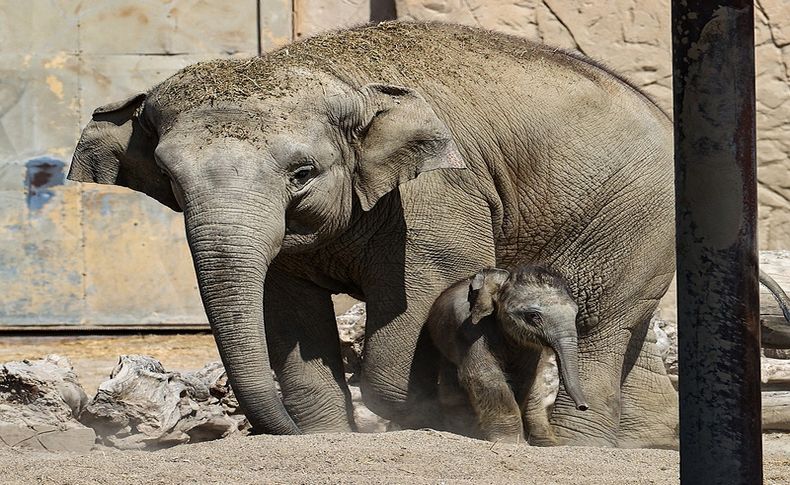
left=468, top=265, right=588, bottom=411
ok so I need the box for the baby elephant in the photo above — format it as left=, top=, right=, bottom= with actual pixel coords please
left=426, top=265, right=588, bottom=443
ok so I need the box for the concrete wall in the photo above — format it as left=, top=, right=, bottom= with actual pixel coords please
left=1, top=1, right=787, bottom=326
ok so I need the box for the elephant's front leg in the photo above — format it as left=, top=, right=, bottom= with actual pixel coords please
left=438, top=358, right=480, bottom=437
left=264, top=265, right=354, bottom=433
left=359, top=189, right=497, bottom=430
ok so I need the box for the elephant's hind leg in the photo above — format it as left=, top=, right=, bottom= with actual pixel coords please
left=542, top=326, right=624, bottom=447
left=264, top=266, right=355, bottom=433
left=617, top=318, right=679, bottom=449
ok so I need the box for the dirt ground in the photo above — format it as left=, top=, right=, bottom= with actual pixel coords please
left=0, top=430, right=787, bottom=485
left=1, top=334, right=789, bottom=484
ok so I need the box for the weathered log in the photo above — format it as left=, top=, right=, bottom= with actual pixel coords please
left=759, top=252, right=790, bottom=349
left=762, top=357, right=790, bottom=391
left=0, top=355, right=95, bottom=452
left=762, top=392, right=790, bottom=431
left=80, top=356, right=247, bottom=450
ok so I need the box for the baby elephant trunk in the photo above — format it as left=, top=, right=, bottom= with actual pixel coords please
left=546, top=332, right=589, bottom=411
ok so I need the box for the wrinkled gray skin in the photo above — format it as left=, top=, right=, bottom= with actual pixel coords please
left=68, top=22, right=677, bottom=447
left=426, top=266, right=587, bottom=443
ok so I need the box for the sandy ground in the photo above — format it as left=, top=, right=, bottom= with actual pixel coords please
left=0, top=430, right=787, bottom=485
left=1, top=333, right=788, bottom=484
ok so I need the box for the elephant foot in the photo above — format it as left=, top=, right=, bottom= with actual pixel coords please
left=359, top=377, right=441, bottom=430
left=617, top=372, right=679, bottom=449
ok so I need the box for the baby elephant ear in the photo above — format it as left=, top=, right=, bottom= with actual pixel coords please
left=334, top=83, right=466, bottom=211
left=468, top=268, right=509, bottom=325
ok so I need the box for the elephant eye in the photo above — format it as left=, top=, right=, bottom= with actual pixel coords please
left=290, top=165, right=314, bottom=185
left=522, top=310, right=542, bottom=325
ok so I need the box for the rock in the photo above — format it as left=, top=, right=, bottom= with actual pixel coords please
left=80, top=356, right=247, bottom=450
left=337, top=302, right=366, bottom=379
left=652, top=316, right=678, bottom=378
left=0, top=354, right=95, bottom=452
left=348, top=380, right=389, bottom=433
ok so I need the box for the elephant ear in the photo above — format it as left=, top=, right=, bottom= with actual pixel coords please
left=468, top=268, right=510, bottom=325
left=68, top=93, right=181, bottom=212
left=334, top=83, right=466, bottom=211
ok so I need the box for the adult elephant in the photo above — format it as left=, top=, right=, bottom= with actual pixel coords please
left=69, top=22, right=677, bottom=448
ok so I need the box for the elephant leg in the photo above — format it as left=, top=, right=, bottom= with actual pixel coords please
left=457, top=339, right=524, bottom=443
left=511, top=345, right=558, bottom=445
left=358, top=187, right=497, bottom=430
left=617, top=318, right=679, bottom=449
left=264, top=265, right=354, bottom=433
left=438, top=358, right=480, bottom=438
left=538, top=324, right=626, bottom=447
left=359, top=286, right=443, bottom=429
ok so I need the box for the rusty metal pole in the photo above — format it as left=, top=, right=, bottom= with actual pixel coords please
left=672, top=1, right=761, bottom=484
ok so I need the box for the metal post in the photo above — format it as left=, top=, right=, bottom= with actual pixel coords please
left=672, top=1, right=761, bottom=484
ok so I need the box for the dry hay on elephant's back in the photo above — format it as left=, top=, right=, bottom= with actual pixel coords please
left=149, top=22, right=624, bottom=114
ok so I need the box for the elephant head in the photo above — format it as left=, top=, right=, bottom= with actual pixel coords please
left=469, top=265, right=589, bottom=411
left=68, top=62, right=465, bottom=434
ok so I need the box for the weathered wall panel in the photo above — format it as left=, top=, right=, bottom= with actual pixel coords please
left=81, top=186, right=204, bottom=325
left=293, top=0, right=371, bottom=39
left=0, top=168, right=84, bottom=325
left=0, top=0, right=285, bottom=326
left=260, top=0, right=294, bottom=50
left=77, top=1, right=260, bottom=55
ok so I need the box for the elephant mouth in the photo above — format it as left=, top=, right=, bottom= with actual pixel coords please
left=282, top=220, right=319, bottom=253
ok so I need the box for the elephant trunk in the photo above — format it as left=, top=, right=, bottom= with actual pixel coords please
left=546, top=330, right=589, bottom=412
left=184, top=189, right=299, bottom=434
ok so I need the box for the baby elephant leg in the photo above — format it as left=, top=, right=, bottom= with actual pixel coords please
left=458, top=340, right=523, bottom=443
left=513, top=346, right=559, bottom=445
left=438, top=358, right=480, bottom=438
